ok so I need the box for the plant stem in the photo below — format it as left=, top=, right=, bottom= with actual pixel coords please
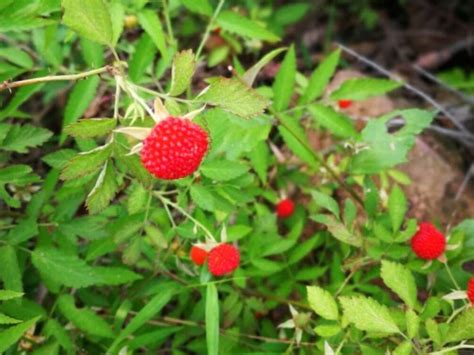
left=162, top=0, right=175, bottom=48
left=196, top=0, right=225, bottom=59
left=0, top=65, right=115, bottom=92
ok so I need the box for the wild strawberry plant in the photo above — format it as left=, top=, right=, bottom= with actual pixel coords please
left=0, top=0, right=473, bottom=354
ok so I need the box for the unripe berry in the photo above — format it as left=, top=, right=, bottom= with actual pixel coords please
left=410, top=222, right=446, bottom=260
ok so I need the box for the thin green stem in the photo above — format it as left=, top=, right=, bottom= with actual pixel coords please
left=162, top=0, right=175, bottom=48
left=430, top=343, right=474, bottom=355
left=196, top=0, right=225, bottom=59
left=443, top=262, right=461, bottom=290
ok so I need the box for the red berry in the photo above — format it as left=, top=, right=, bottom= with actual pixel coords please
left=140, top=117, right=209, bottom=180
left=410, top=222, right=446, bottom=260
left=468, top=277, right=474, bottom=305
left=190, top=245, right=208, bottom=266
left=338, top=99, right=353, bottom=109
left=276, top=199, right=295, bottom=218
left=207, top=244, right=240, bottom=276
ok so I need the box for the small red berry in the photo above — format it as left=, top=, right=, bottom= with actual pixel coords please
left=338, top=99, right=353, bottom=109
left=467, top=277, right=474, bottom=305
left=207, top=244, right=240, bottom=276
left=276, top=199, right=295, bottom=218
left=190, top=245, right=208, bottom=266
left=140, top=117, right=209, bottom=180
left=410, top=222, right=446, bottom=260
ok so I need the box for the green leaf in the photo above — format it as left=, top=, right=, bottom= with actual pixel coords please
left=388, top=185, right=407, bottom=232
left=62, top=0, right=113, bottom=45
left=109, top=286, right=175, bottom=352
left=0, top=290, right=23, bottom=301
left=198, top=77, right=270, bottom=118
left=1, top=124, right=52, bottom=153
left=80, top=38, right=105, bottom=67
left=350, top=109, right=435, bottom=174
left=306, top=286, right=339, bottom=320
left=201, top=160, right=249, bottom=181
left=339, top=296, right=400, bottom=335
left=330, top=78, right=401, bottom=101
left=0, top=48, right=33, bottom=69
left=0, top=313, right=22, bottom=324
left=61, top=144, right=112, bottom=180
left=445, top=308, right=474, bottom=343
left=0, top=77, right=45, bottom=121
left=242, top=47, right=286, bottom=87
left=86, top=161, right=118, bottom=214
left=65, top=118, right=116, bottom=139
left=406, top=309, right=419, bottom=339
left=127, top=183, right=149, bottom=214
left=425, top=318, right=441, bottom=346
left=308, top=104, right=358, bottom=139
left=32, top=247, right=141, bottom=288
left=380, top=260, right=417, bottom=308
left=0, top=245, right=22, bottom=292
left=181, top=0, right=212, bottom=16
left=57, top=294, right=114, bottom=338
left=0, top=165, right=38, bottom=185
left=0, top=316, right=41, bottom=353
left=137, top=9, right=167, bottom=57
left=272, top=45, right=296, bottom=112
left=311, top=214, right=361, bottom=247
left=61, top=76, right=100, bottom=143
left=109, top=1, right=124, bottom=45
left=190, top=185, right=215, bottom=211
left=206, top=284, right=219, bottom=355
left=248, top=141, right=269, bottom=184
left=311, top=190, right=340, bottom=217
left=42, top=149, right=77, bottom=169
left=301, top=49, right=340, bottom=103
left=169, top=50, right=196, bottom=96
left=216, top=11, right=280, bottom=43
left=393, top=341, right=412, bottom=355
left=129, top=33, right=157, bottom=83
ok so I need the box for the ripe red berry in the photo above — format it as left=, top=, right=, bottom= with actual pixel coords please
left=276, top=199, right=295, bottom=218
left=338, top=99, right=353, bottom=109
left=207, top=244, right=240, bottom=276
left=468, top=277, right=474, bottom=305
left=410, top=222, right=446, bottom=260
left=190, top=245, right=208, bottom=266
left=140, top=117, right=209, bottom=180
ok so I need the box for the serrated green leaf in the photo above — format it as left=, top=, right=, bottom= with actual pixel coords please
left=308, top=104, right=358, bottom=138
left=62, top=0, right=113, bottom=45
left=406, top=309, right=419, bottom=339
left=198, top=77, right=270, bottom=118
left=445, top=308, right=474, bottom=343
left=129, top=33, right=157, bottom=83
left=301, top=49, right=340, bottom=103
left=388, top=185, right=407, bottom=232
left=190, top=185, right=215, bottom=211
left=0, top=290, right=23, bottom=301
left=380, top=260, right=417, bottom=308
left=1, top=124, right=52, bottom=153
left=201, top=160, right=249, bottom=181
left=86, top=161, right=118, bottom=214
left=61, top=144, right=112, bottom=180
left=0, top=245, right=22, bottom=292
left=0, top=76, right=44, bottom=120
left=0, top=48, right=33, bottom=69
left=0, top=316, right=41, bottom=353
left=216, top=11, right=280, bottom=43
left=242, top=47, right=286, bottom=87
left=273, top=45, right=296, bottom=112
left=339, top=296, right=400, bottom=335
left=42, top=149, right=77, bottom=169
left=307, top=286, right=339, bottom=320
left=393, top=341, right=412, bottom=355
left=169, top=50, right=196, bottom=96
left=0, top=312, right=22, bottom=324
left=206, top=284, right=219, bottom=355
left=57, top=294, right=114, bottom=338
left=44, top=319, right=74, bottom=352
left=0, top=165, right=38, bottom=185
left=137, top=9, right=167, bottom=57
left=426, top=318, right=442, bottom=346
left=312, top=214, right=361, bottom=247
left=311, top=190, right=340, bottom=217
left=248, top=141, right=269, bottom=184
left=80, top=38, right=105, bottom=67
left=127, top=183, right=149, bottom=214
left=109, top=1, right=124, bottom=45
left=330, top=78, right=401, bottom=101
left=181, top=0, right=212, bottom=16
left=65, top=118, right=116, bottom=139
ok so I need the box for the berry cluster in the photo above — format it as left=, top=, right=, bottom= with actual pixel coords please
left=190, top=243, right=240, bottom=276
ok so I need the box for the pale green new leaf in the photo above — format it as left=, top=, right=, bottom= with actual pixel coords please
left=242, top=47, right=286, bottom=87
left=330, top=78, right=401, bottom=101
left=273, top=45, right=296, bottom=112
left=169, top=50, right=196, bottom=96
left=380, top=260, right=417, bottom=308
left=198, top=77, right=270, bottom=118
left=339, top=296, right=400, bottom=335
left=181, top=0, right=212, bottom=16
left=445, top=308, right=474, bottom=343
left=86, top=161, right=118, bottom=214
left=0, top=313, right=22, bottom=324
left=406, top=309, right=419, bottom=339
left=137, top=9, right=167, bottom=57
left=201, top=160, right=249, bottom=181
left=62, top=0, right=113, bottom=45
left=58, top=294, right=114, bottom=338
left=388, top=185, right=407, bottom=232
left=0, top=290, right=23, bottom=301
left=216, top=11, right=280, bottom=43
left=61, top=144, right=112, bottom=180
left=0, top=317, right=41, bottom=353
left=307, top=286, right=339, bottom=320
left=1, top=124, right=52, bottom=153
left=65, top=118, right=116, bottom=139
left=308, top=104, right=358, bottom=139
left=206, top=284, right=219, bottom=355
left=301, top=49, right=340, bottom=103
